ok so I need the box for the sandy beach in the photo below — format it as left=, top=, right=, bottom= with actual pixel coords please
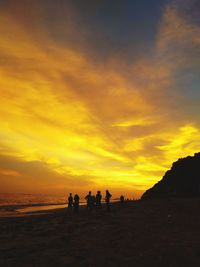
left=0, top=199, right=200, bottom=267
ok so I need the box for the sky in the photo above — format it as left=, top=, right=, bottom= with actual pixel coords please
left=0, top=0, right=200, bottom=198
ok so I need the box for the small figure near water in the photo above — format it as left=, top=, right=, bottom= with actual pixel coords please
left=68, top=193, right=73, bottom=209
left=105, top=190, right=112, bottom=211
left=96, top=191, right=102, bottom=208
left=120, top=195, right=125, bottom=204
left=73, top=194, right=80, bottom=213
left=85, top=191, right=93, bottom=210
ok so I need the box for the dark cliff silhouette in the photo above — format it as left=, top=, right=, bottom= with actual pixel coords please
left=142, top=152, right=200, bottom=199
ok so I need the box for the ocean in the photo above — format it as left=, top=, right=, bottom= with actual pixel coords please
left=0, top=193, right=67, bottom=206
left=0, top=193, right=71, bottom=216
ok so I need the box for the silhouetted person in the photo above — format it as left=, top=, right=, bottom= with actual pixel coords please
left=96, top=191, right=102, bottom=208
left=73, top=194, right=80, bottom=213
left=85, top=191, right=93, bottom=210
left=120, top=195, right=125, bottom=204
left=105, top=190, right=112, bottom=211
left=68, top=193, right=73, bottom=209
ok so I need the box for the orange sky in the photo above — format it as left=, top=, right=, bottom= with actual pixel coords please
left=0, top=0, right=200, bottom=199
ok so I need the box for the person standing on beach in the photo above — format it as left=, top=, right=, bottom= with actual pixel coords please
left=85, top=191, right=92, bottom=210
left=73, top=194, right=80, bottom=213
left=105, top=190, right=112, bottom=211
left=120, top=195, right=125, bottom=204
left=68, top=193, right=73, bottom=209
left=96, top=191, right=102, bottom=208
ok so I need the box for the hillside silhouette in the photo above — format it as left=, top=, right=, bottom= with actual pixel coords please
left=142, top=152, right=200, bottom=199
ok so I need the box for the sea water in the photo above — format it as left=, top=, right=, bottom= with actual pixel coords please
left=0, top=193, right=73, bottom=216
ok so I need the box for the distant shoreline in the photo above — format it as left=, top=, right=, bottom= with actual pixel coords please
left=0, top=199, right=121, bottom=217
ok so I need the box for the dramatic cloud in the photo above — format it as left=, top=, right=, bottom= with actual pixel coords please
left=0, top=0, right=200, bottom=198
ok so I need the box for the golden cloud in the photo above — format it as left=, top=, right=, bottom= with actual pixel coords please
left=0, top=1, right=200, bottom=198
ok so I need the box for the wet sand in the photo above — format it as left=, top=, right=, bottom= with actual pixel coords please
left=0, top=199, right=200, bottom=267
left=0, top=204, right=67, bottom=217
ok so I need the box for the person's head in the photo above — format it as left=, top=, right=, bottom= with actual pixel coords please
left=70, top=193, right=72, bottom=196
left=89, top=191, right=91, bottom=195
left=97, top=190, right=100, bottom=194
left=106, top=190, right=109, bottom=193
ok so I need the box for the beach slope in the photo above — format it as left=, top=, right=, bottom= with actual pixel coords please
left=0, top=199, right=200, bottom=267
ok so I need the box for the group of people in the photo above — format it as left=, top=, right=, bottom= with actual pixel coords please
left=67, top=190, right=112, bottom=213
left=67, top=193, right=80, bottom=213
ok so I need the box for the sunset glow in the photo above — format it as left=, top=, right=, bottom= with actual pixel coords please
left=0, top=0, right=200, bottom=198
